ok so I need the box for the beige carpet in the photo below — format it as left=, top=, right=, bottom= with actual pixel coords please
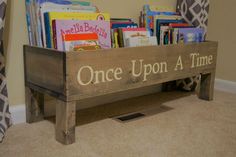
left=1, top=91, right=236, bottom=157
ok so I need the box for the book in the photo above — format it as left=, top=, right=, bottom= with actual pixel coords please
left=121, top=28, right=150, bottom=47
left=52, top=19, right=111, bottom=50
left=111, top=21, right=138, bottom=48
left=153, top=15, right=182, bottom=36
left=111, top=23, right=138, bottom=29
left=169, top=23, right=190, bottom=28
left=155, top=19, right=183, bottom=45
left=25, top=0, right=34, bottom=46
left=39, top=1, right=97, bottom=47
left=172, top=28, right=179, bottom=44
left=111, top=18, right=133, bottom=22
left=142, top=4, right=178, bottom=33
left=25, top=0, right=97, bottom=47
left=160, top=26, right=170, bottom=45
left=126, top=36, right=157, bottom=47
left=63, top=33, right=100, bottom=51
left=178, top=28, right=204, bottom=43
left=44, top=12, right=110, bottom=48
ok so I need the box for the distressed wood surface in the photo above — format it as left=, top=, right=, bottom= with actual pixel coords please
left=55, top=100, right=76, bottom=145
left=199, top=71, right=216, bottom=100
left=24, top=46, right=65, bottom=97
left=66, top=42, right=218, bottom=101
left=25, top=87, right=44, bottom=123
left=24, top=42, right=218, bottom=145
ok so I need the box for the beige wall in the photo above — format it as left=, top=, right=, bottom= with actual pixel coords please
left=207, top=0, right=236, bottom=82
left=5, top=0, right=176, bottom=106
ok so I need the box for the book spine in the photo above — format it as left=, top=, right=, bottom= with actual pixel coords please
left=44, top=13, right=52, bottom=48
left=52, top=20, right=58, bottom=50
left=25, top=0, right=33, bottom=46
left=114, top=29, right=119, bottom=48
left=117, top=28, right=124, bottom=48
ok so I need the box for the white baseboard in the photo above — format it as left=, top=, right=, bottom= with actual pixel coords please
left=215, top=79, right=236, bottom=94
left=8, top=78, right=236, bottom=125
left=9, top=105, right=26, bottom=125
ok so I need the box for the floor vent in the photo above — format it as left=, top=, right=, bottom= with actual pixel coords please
left=115, top=113, right=145, bottom=122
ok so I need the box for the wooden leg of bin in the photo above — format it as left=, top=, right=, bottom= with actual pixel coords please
left=199, top=72, right=215, bottom=101
left=25, top=87, right=44, bottom=123
left=56, top=100, right=76, bottom=145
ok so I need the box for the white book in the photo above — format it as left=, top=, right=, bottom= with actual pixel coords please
left=160, top=26, right=169, bottom=45
left=126, top=36, right=157, bottom=47
left=121, top=28, right=150, bottom=47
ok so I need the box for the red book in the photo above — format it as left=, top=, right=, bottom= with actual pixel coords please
left=169, top=23, right=189, bottom=28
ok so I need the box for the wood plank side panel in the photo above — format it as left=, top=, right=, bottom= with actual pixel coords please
left=24, top=46, right=66, bottom=97
left=66, top=42, right=218, bottom=101
left=25, top=87, right=44, bottom=123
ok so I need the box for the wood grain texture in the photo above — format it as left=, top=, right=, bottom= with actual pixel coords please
left=65, top=42, right=218, bottom=101
left=199, top=71, right=216, bottom=101
left=25, top=87, right=44, bottom=123
left=24, top=46, right=66, bottom=97
left=55, top=100, right=76, bottom=145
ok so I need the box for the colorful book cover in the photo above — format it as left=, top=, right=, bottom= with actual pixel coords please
left=39, top=1, right=97, bottom=47
left=52, top=19, right=111, bottom=50
left=63, top=33, right=100, bottom=51
left=44, top=12, right=110, bottom=48
left=142, top=4, right=177, bottom=34
left=178, top=28, right=204, bottom=43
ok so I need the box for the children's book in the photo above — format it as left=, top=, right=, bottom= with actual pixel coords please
left=126, top=36, right=157, bottom=47
left=25, top=0, right=98, bottom=47
left=155, top=19, right=183, bottom=45
left=178, top=28, right=204, bottom=43
left=153, top=15, right=182, bottom=36
left=52, top=19, right=111, bottom=50
left=160, top=26, right=170, bottom=45
left=111, top=18, right=133, bottom=22
left=142, top=5, right=178, bottom=33
left=45, top=12, right=110, bottom=48
left=63, top=33, right=100, bottom=51
left=39, top=1, right=97, bottom=47
left=121, top=28, right=150, bottom=47
left=111, top=23, right=138, bottom=29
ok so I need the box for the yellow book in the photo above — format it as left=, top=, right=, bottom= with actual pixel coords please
left=44, top=12, right=110, bottom=48
left=149, top=6, right=175, bottom=12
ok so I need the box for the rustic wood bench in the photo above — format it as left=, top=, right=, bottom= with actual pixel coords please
left=23, top=41, right=218, bottom=145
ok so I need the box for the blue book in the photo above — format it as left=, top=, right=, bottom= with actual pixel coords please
left=111, top=23, right=138, bottom=29
left=178, top=28, right=204, bottom=43
left=44, top=12, right=52, bottom=48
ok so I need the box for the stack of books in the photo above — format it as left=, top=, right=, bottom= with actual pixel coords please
left=25, top=1, right=205, bottom=51
left=110, top=18, right=157, bottom=48
left=25, top=0, right=111, bottom=51
left=140, top=4, right=205, bottom=45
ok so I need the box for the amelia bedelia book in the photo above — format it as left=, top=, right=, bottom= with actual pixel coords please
left=45, top=12, right=110, bottom=48
left=52, top=19, right=111, bottom=50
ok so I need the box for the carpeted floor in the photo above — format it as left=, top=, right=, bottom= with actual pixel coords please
left=1, top=90, right=236, bottom=157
